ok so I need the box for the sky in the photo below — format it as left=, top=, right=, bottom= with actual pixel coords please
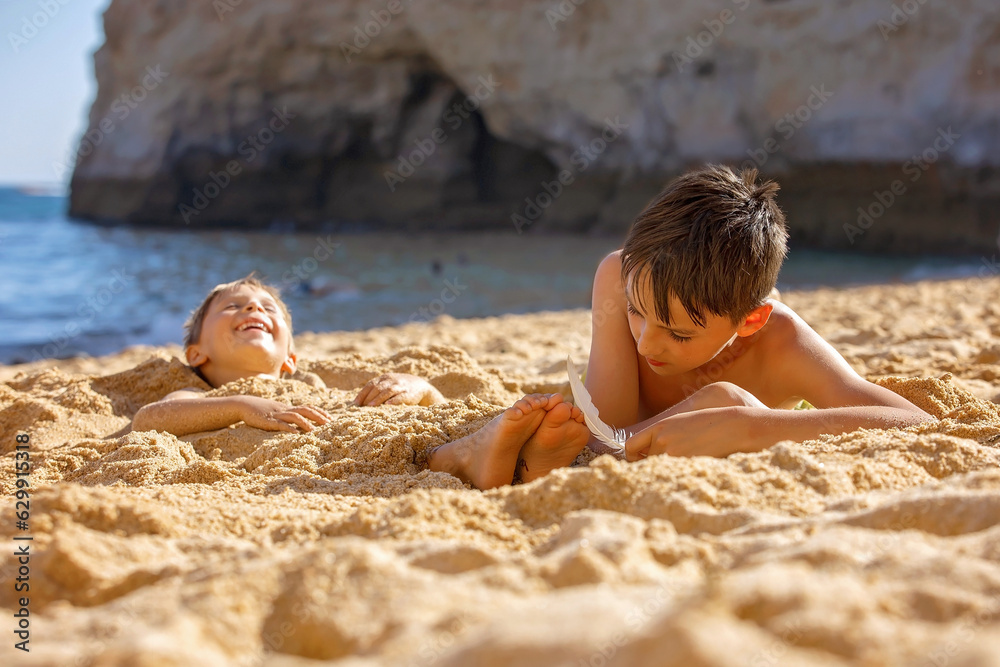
left=0, top=0, right=110, bottom=188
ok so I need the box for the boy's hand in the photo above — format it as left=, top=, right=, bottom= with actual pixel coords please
left=625, top=408, right=744, bottom=461
left=354, top=373, right=446, bottom=406
left=236, top=396, right=333, bottom=432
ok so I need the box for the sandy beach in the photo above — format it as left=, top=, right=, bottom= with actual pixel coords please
left=2, top=276, right=1000, bottom=666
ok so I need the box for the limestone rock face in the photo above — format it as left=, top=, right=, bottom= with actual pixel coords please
left=69, top=0, right=1000, bottom=252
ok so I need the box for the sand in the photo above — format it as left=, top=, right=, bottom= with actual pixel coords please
left=2, top=276, right=1000, bottom=667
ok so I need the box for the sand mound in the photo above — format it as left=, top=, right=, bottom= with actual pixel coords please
left=2, top=278, right=1000, bottom=666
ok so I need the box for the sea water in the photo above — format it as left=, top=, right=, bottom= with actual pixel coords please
left=0, top=187, right=985, bottom=365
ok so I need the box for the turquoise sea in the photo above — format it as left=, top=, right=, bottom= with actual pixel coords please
left=0, top=186, right=986, bottom=365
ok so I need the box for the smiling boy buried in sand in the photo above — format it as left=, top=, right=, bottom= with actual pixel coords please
left=132, top=276, right=588, bottom=490
left=131, top=277, right=334, bottom=436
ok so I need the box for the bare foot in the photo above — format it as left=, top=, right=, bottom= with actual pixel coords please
left=515, top=402, right=591, bottom=484
left=427, top=393, right=561, bottom=489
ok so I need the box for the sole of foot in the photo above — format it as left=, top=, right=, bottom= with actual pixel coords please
left=428, top=393, right=562, bottom=489
left=516, top=401, right=591, bottom=484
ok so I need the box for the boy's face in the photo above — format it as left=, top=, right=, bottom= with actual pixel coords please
left=624, top=273, right=770, bottom=377
left=186, top=285, right=296, bottom=380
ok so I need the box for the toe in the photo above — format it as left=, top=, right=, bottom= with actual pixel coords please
left=529, top=393, right=549, bottom=407
left=545, top=402, right=572, bottom=425
left=543, top=393, right=564, bottom=410
left=512, top=396, right=536, bottom=413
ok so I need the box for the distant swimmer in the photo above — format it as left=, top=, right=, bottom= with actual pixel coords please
left=295, top=276, right=360, bottom=299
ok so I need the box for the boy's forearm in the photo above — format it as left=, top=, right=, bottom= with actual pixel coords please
left=132, top=397, right=247, bottom=436
left=731, top=405, right=932, bottom=454
left=631, top=403, right=933, bottom=460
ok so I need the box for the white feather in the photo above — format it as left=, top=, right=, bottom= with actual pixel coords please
left=566, top=356, right=626, bottom=452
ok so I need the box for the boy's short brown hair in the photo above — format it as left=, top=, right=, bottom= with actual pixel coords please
left=621, top=164, right=788, bottom=327
left=183, top=274, right=294, bottom=351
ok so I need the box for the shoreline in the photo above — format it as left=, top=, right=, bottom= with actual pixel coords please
left=2, top=188, right=995, bottom=367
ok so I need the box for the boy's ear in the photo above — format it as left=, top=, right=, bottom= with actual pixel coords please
left=736, top=303, right=773, bottom=337
left=280, top=352, right=297, bottom=376
left=185, top=344, right=208, bottom=367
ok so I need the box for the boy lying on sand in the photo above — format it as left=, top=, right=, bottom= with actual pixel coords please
left=132, top=276, right=588, bottom=489
left=496, top=164, right=933, bottom=482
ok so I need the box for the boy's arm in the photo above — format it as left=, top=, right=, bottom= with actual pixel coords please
left=132, top=389, right=332, bottom=437
left=625, top=307, right=931, bottom=459
left=585, top=252, right=640, bottom=428
left=625, top=402, right=929, bottom=460
left=766, top=304, right=931, bottom=416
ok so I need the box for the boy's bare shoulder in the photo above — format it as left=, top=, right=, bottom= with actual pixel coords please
left=757, top=301, right=833, bottom=364
left=756, top=301, right=813, bottom=350
left=593, top=250, right=626, bottom=299
left=595, top=250, right=623, bottom=278
left=764, top=299, right=800, bottom=330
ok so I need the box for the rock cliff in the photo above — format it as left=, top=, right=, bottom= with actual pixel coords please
left=69, top=0, right=1000, bottom=253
